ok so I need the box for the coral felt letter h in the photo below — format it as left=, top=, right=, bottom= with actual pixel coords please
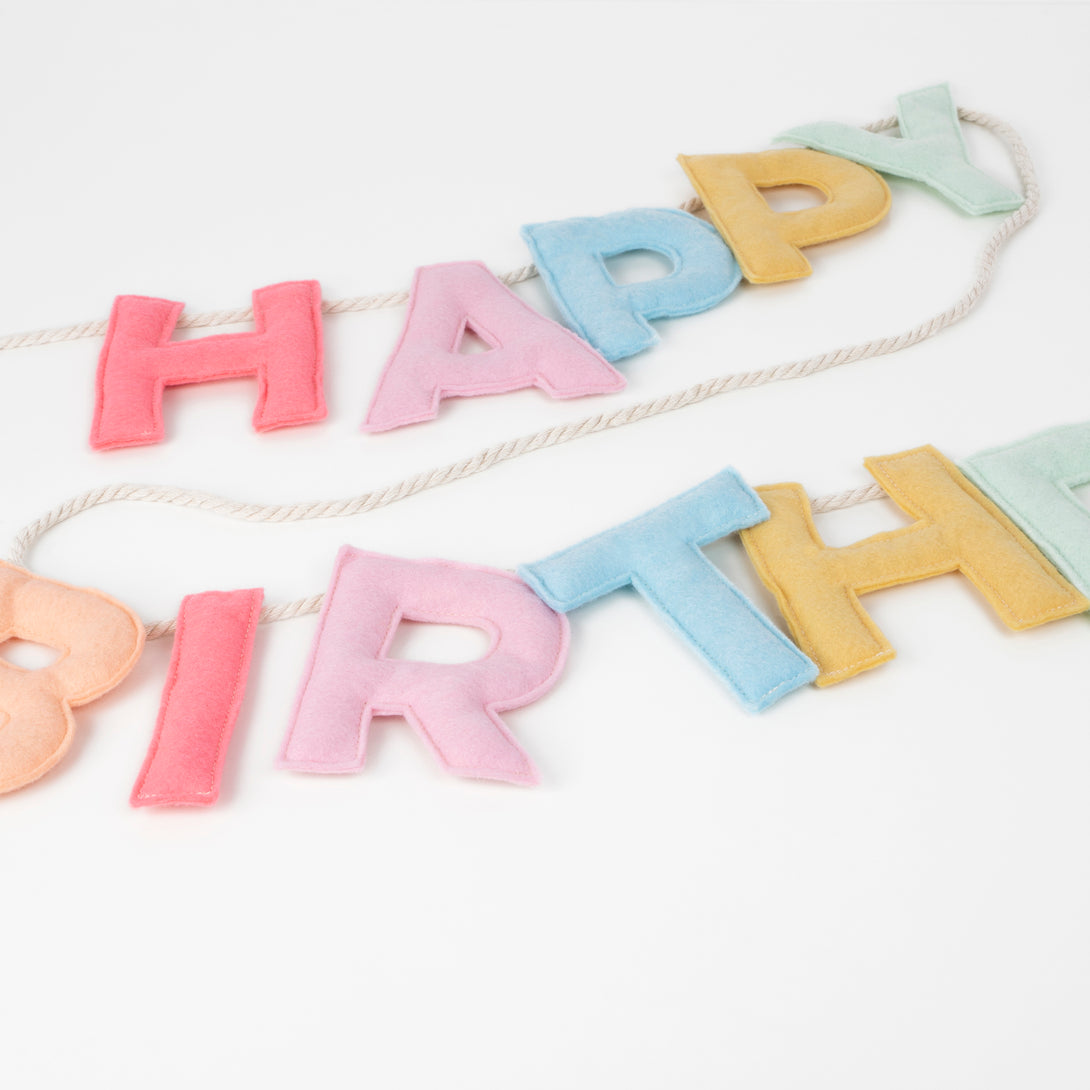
left=92, top=280, right=325, bottom=450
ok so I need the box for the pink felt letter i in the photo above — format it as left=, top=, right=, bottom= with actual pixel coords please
left=131, top=588, right=263, bottom=807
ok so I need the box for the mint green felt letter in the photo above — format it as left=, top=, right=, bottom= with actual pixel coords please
left=961, top=423, right=1090, bottom=594
left=776, top=83, right=1023, bottom=216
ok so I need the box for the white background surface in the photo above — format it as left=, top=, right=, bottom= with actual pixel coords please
left=0, top=2, right=1087, bottom=1087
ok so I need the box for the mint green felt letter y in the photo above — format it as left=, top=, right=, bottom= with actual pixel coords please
left=961, top=423, right=1090, bottom=595
left=776, top=83, right=1024, bottom=215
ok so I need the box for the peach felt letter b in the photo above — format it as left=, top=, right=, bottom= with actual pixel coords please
left=0, top=563, right=145, bottom=794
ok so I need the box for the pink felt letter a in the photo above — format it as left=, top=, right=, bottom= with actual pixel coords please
left=92, top=280, right=325, bottom=450
left=362, top=261, right=624, bottom=431
left=278, top=548, right=569, bottom=785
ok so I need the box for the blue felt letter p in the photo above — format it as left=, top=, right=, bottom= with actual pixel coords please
left=521, top=208, right=741, bottom=362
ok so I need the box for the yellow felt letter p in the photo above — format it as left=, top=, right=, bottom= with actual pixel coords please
left=677, top=148, right=891, bottom=283
left=0, top=563, right=144, bottom=794
left=739, top=447, right=1088, bottom=686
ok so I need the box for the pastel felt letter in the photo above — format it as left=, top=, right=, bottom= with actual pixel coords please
left=0, top=562, right=144, bottom=794
left=776, top=83, right=1024, bottom=216
left=92, top=280, right=325, bottom=450
left=518, top=469, right=817, bottom=712
left=739, top=446, right=1088, bottom=687
left=520, top=208, right=741, bottom=362
left=131, top=588, right=263, bottom=808
left=961, top=423, right=1090, bottom=594
left=676, top=148, right=891, bottom=283
left=278, top=549, right=568, bottom=786
left=362, top=261, right=624, bottom=431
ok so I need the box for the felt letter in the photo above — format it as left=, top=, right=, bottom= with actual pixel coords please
left=739, top=446, right=1089, bottom=687
left=131, top=588, right=263, bottom=807
left=776, top=83, right=1024, bottom=216
left=0, top=563, right=144, bottom=794
left=520, top=208, right=741, bottom=362
left=961, top=423, right=1090, bottom=594
left=279, top=550, right=568, bottom=786
left=518, top=470, right=817, bottom=712
left=362, top=261, right=624, bottom=431
left=676, top=148, right=891, bottom=283
left=92, top=280, right=325, bottom=450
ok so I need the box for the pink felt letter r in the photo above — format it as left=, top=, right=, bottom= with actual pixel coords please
left=278, top=548, right=569, bottom=785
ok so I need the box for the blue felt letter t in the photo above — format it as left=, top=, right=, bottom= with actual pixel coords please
left=518, top=469, right=817, bottom=712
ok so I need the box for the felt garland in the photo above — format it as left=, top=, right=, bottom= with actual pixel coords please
left=6, top=92, right=1036, bottom=635
left=0, top=84, right=1067, bottom=804
left=6, top=422, right=1087, bottom=802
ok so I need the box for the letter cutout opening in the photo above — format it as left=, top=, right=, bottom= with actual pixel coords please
left=0, top=562, right=145, bottom=794
left=676, top=148, right=891, bottom=283
left=278, top=550, right=569, bottom=786
left=961, top=423, right=1090, bottom=594
left=131, top=588, right=263, bottom=807
left=362, top=261, right=624, bottom=431
left=518, top=469, right=817, bottom=712
left=776, top=83, right=1024, bottom=216
left=92, top=280, right=325, bottom=450
left=520, top=208, right=741, bottom=361
left=739, top=446, right=1089, bottom=687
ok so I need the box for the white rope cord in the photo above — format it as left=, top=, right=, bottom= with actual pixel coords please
left=0, top=263, right=542, bottom=353
left=6, top=108, right=1034, bottom=639
left=8, top=478, right=891, bottom=640
left=810, top=482, right=887, bottom=514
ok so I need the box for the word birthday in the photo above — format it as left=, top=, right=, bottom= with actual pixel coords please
left=3, top=423, right=1089, bottom=804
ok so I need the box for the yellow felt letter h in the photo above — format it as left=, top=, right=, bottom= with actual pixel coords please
left=739, top=447, right=1089, bottom=686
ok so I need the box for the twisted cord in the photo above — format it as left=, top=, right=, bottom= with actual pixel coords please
left=13, top=477, right=889, bottom=641
left=809, top=482, right=887, bottom=514
left=5, top=108, right=1034, bottom=638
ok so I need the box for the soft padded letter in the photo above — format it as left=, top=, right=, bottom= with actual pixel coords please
left=92, top=280, right=325, bottom=450
left=279, top=550, right=568, bottom=786
left=518, top=470, right=817, bottom=712
left=676, top=148, right=891, bottom=283
left=961, top=423, right=1090, bottom=594
left=776, top=83, right=1024, bottom=216
left=520, top=208, right=741, bottom=361
left=131, top=588, right=263, bottom=807
left=0, top=563, right=145, bottom=794
left=363, top=261, right=624, bottom=431
left=739, top=446, right=1088, bottom=686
